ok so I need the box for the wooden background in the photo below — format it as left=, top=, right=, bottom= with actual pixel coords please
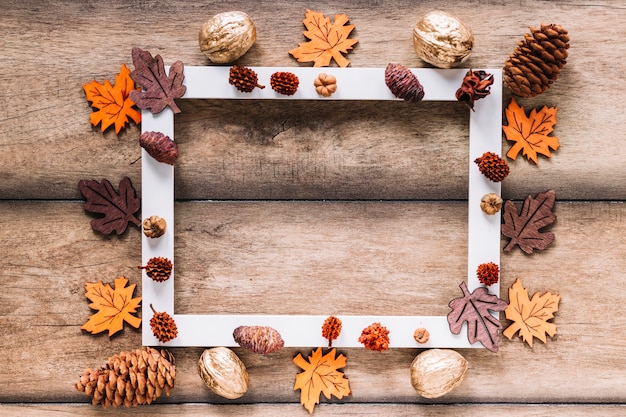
left=2, top=0, right=626, bottom=415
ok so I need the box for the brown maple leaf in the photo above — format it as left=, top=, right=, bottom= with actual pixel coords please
left=78, top=177, right=141, bottom=235
left=129, top=47, right=186, bottom=114
left=503, top=98, right=560, bottom=164
left=447, top=282, right=508, bottom=352
left=81, top=276, right=142, bottom=336
left=501, top=190, right=556, bottom=254
left=294, top=347, right=351, bottom=414
left=83, top=63, right=141, bottom=134
left=288, top=9, right=359, bottom=68
left=503, top=278, right=561, bottom=347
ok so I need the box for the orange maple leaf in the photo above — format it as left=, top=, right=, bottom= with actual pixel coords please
left=503, top=98, right=559, bottom=164
left=288, top=9, right=359, bottom=68
left=81, top=276, right=142, bottom=336
left=503, top=278, right=560, bottom=347
left=294, top=347, right=351, bottom=414
left=83, top=63, right=141, bottom=134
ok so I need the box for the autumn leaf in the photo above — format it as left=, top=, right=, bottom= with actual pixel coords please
left=503, top=98, right=559, bottom=164
left=501, top=190, right=556, bottom=254
left=83, top=63, right=141, bottom=134
left=294, top=347, right=351, bottom=414
left=129, top=47, right=187, bottom=114
left=78, top=177, right=141, bottom=235
left=81, top=276, right=142, bottom=336
left=503, top=278, right=561, bottom=347
left=289, top=9, right=359, bottom=68
left=447, top=282, right=508, bottom=352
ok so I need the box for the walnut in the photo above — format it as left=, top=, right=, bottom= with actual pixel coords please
left=199, top=11, right=256, bottom=64
left=410, top=349, right=468, bottom=398
left=198, top=347, right=249, bottom=399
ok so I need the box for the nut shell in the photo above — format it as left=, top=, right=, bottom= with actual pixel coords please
left=199, top=11, right=256, bottom=63
left=410, top=349, right=468, bottom=398
left=198, top=347, right=248, bottom=399
left=413, top=10, right=474, bottom=68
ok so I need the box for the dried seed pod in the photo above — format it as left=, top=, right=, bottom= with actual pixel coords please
left=198, top=347, right=248, bottom=399
left=139, top=256, right=173, bottom=282
left=150, top=304, right=178, bottom=343
left=233, top=325, right=284, bottom=354
left=270, top=71, right=299, bottom=96
left=314, top=73, right=337, bottom=97
left=385, top=63, right=425, bottom=103
left=456, top=69, right=494, bottom=111
left=413, top=327, right=430, bottom=344
left=476, top=262, right=499, bottom=286
left=229, top=65, right=265, bottom=93
left=480, top=193, right=503, bottom=215
left=358, top=322, right=390, bottom=352
left=140, top=131, right=179, bottom=165
left=413, top=10, right=474, bottom=69
left=321, top=315, right=342, bottom=347
left=143, top=215, right=167, bottom=238
left=410, top=349, right=468, bottom=398
left=475, top=151, right=510, bottom=182
left=199, top=11, right=256, bottom=64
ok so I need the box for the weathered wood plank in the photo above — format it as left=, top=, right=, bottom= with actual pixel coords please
left=1, top=201, right=625, bottom=403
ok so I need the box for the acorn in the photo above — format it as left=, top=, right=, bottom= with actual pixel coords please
left=385, top=63, right=425, bottom=103
left=150, top=304, right=178, bottom=343
left=232, top=325, right=284, bottom=354
left=270, top=71, right=299, bottom=96
left=229, top=65, right=265, bottom=93
left=474, top=151, right=510, bottom=182
left=140, top=131, right=179, bottom=165
left=140, top=256, right=173, bottom=282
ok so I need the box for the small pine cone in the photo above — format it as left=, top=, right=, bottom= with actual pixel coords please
left=321, top=315, right=342, bottom=347
left=476, top=262, right=499, bottom=286
left=75, top=347, right=176, bottom=408
left=385, top=63, right=425, bottom=103
left=233, top=325, right=284, bottom=354
left=270, top=71, right=299, bottom=96
left=140, top=257, right=172, bottom=282
left=358, top=322, right=390, bottom=352
left=475, top=152, right=510, bottom=182
left=150, top=304, right=178, bottom=343
left=229, top=65, right=265, bottom=93
left=456, top=69, right=494, bottom=111
left=143, top=215, right=167, bottom=239
left=503, top=23, right=570, bottom=97
left=140, top=131, right=179, bottom=165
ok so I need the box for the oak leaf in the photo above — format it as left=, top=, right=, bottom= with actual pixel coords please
left=78, top=177, right=141, bottom=235
left=503, top=278, right=561, bottom=347
left=129, top=47, right=186, bottom=114
left=503, top=98, right=559, bottom=164
left=289, top=9, right=359, bottom=68
left=81, top=276, right=142, bottom=336
left=501, top=190, right=556, bottom=254
left=294, top=347, right=351, bottom=414
left=83, top=63, right=141, bottom=134
left=447, top=282, right=508, bottom=353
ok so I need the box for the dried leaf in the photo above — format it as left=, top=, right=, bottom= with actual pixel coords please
left=447, top=282, right=508, bottom=352
left=294, top=347, right=351, bottom=414
left=81, top=276, right=142, bottom=336
left=501, top=190, right=556, bottom=254
left=288, top=9, right=359, bottom=68
left=503, top=278, right=561, bottom=347
left=78, top=177, right=141, bottom=235
left=129, top=47, right=186, bottom=114
left=83, top=64, right=141, bottom=134
left=503, top=98, right=560, bottom=164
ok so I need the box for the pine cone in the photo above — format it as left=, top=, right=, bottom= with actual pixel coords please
left=229, top=65, right=265, bottom=93
left=75, top=347, right=176, bottom=408
left=140, top=257, right=172, bottom=282
left=503, top=23, right=570, bottom=97
left=456, top=69, right=494, bottom=111
left=474, top=152, right=510, bottom=182
left=270, top=71, right=299, bottom=96
left=358, top=322, right=390, bottom=352
left=321, top=315, right=342, bottom=347
left=150, top=305, right=178, bottom=343
left=385, top=63, right=424, bottom=103
left=476, top=262, right=499, bottom=286
left=233, top=325, right=284, bottom=354
left=140, top=131, right=179, bottom=165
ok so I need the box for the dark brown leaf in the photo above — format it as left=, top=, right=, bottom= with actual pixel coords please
left=447, top=282, right=508, bottom=352
left=78, top=177, right=141, bottom=235
left=501, top=190, right=556, bottom=254
left=129, top=47, right=186, bottom=114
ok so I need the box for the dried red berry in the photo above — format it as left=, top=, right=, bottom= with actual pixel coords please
left=139, top=257, right=173, bottom=282
left=270, top=71, right=299, bottom=96
left=140, top=131, right=178, bottom=165
left=475, top=151, right=510, bottom=182
left=476, top=262, right=499, bottom=286
left=359, top=322, right=390, bottom=352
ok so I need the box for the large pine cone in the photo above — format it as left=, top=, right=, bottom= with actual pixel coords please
left=75, top=347, right=176, bottom=408
left=503, top=23, right=569, bottom=97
